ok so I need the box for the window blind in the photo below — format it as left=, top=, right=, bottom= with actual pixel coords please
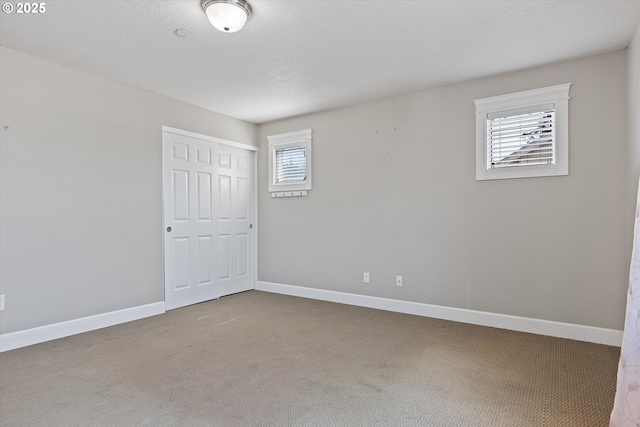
left=275, top=146, right=306, bottom=183
left=487, top=104, right=555, bottom=169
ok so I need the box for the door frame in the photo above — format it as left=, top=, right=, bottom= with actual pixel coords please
left=161, top=126, right=259, bottom=306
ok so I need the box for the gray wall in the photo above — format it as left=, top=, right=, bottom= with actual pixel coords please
left=629, top=21, right=640, bottom=264
left=258, top=50, right=628, bottom=331
left=1, top=41, right=634, bottom=337
left=0, top=47, right=257, bottom=334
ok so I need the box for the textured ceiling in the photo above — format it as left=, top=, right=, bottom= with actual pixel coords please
left=1, top=0, right=640, bottom=124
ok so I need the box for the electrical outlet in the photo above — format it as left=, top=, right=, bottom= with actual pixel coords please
left=396, top=276, right=403, bottom=287
left=363, top=272, right=370, bottom=283
left=0, top=295, right=5, bottom=311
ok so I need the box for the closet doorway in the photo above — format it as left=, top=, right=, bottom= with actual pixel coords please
left=162, top=126, right=257, bottom=310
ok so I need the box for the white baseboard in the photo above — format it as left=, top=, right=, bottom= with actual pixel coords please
left=0, top=302, right=166, bottom=352
left=1, top=285, right=622, bottom=351
left=256, top=281, right=623, bottom=347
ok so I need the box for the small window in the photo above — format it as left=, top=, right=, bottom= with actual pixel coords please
left=275, top=146, right=306, bottom=184
left=475, top=83, right=571, bottom=181
left=268, top=129, right=312, bottom=197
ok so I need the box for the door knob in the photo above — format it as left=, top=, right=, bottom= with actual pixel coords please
left=166, top=227, right=172, bottom=232
left=249, top=224, right=253, bottom=229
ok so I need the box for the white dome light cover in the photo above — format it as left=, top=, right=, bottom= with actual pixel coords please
left=202, top=0, right=252, bottom=33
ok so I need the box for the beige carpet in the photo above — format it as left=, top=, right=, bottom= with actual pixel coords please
left=0, top=291, right=619, bottom=426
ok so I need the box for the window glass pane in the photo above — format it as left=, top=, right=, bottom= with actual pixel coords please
left=488, top=108, right=555, bottom=169
left=275, top=146, right=306, bottom=183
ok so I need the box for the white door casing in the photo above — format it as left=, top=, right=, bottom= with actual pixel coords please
left=162, top=127, right=256, bottom=310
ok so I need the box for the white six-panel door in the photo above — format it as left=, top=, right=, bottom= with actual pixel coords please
left=217, top=144, right=255, bottom=296
left=162, top=129, right=255, bottom=310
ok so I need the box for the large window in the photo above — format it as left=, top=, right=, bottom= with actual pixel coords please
left=474, top=83, right=571, bottom=181
left=267, top=129, right=312, bottom=197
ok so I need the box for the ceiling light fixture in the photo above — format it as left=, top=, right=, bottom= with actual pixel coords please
left=202, top=0, right=252, bottom=33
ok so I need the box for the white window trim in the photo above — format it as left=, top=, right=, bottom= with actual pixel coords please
left=474, top=83, right=571, bottom=181
left=267, top=129, right=312, bottom=196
